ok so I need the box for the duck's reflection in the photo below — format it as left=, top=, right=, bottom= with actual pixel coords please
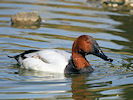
left=69, top=74, right=97, bottom=100
left=16, top=68, right=113, bottom=100
left=17, top=68, right=65, bottom=80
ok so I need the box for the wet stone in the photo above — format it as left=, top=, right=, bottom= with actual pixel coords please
left=102, top=0, right=125, bottom=5
left=11, top=11, right=41, bottom=25
left=102, top=0, right=133, bottom=13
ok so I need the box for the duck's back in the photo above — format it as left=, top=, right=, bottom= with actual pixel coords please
left=16, top=49, right=71, bottom=73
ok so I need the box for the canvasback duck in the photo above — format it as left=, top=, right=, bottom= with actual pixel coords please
left=9, top=35, right=113, bottom=74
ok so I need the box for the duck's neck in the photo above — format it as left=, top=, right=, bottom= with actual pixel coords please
left=72, top=52, right=90, bottom=70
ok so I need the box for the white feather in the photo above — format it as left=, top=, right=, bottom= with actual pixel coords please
left=20, top=49, right=71, bottom=73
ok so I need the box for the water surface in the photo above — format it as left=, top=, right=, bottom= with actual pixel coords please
left=0, top=0, right=133, bottom=99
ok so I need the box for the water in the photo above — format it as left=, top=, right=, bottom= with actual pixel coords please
left=0, top=0, right=133, bottom=99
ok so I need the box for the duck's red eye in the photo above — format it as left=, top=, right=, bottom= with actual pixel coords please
left=85, top=38, right=90, bottom=42
left=85, top=40, right=91, bottom=45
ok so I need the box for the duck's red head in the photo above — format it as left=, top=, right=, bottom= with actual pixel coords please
left=72, top=35, right=113, bottom=70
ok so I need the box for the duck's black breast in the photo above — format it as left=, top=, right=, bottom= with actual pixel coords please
left=64, top=59, right=79, bottom=74
left=64, top=58, right=94, bottom=74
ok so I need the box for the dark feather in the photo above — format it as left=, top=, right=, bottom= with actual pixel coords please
left=8, top=49, right=39, bottom=63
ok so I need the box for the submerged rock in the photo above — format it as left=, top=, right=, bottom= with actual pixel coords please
left=11, top=11, right=41, bottom=25
left=101, top=0, right=133, bottom=14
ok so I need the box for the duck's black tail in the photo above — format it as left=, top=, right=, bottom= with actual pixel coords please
left=8, top=55, right=20, bottom=64
left=8, top=55, right=15, bottom=58
left=8, top=49, right=39, bottom=65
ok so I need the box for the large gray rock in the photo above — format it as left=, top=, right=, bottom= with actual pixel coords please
left=11, top=11, right=41, bottom=25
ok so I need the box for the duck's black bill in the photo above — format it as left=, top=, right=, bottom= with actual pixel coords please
left=92, top=45, right=113, bottom=62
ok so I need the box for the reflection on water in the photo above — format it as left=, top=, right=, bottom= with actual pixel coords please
left=110, top=15, right=133, bottom=54
left=11, top=24, right=41, bottom=29
left=122, top=86, right=133, bottom=100
left=71, top=75, right=97, bottom=100
left=0, top=0, right=133, bottom=99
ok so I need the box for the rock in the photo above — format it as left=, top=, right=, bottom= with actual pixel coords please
left=102, top=0, right=133, bottom=13
left=112, top=3, right=119, bottom=7
left=102, top=0, right=125, bottom=5
left=11, top=11, right=41, bottom=25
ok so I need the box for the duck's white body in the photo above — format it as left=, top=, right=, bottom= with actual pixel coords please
left=19, top=49, right=71, bottom=73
